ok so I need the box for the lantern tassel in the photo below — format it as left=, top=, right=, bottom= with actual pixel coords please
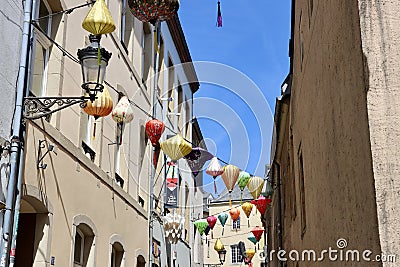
left=211, top=230, right=213, bottom=239
left=217, top=1, right=222, bottom=27
left=248, top=219, right=250, bottom=228
left=214, top=179, right=218, bottom=194
left=240, top=191, right=243, bottom=204
left=229, top=193, right=232, bottom=207
left=92, top=120, right=97, bottom=140
left=222, top=227, right=224, bottom=236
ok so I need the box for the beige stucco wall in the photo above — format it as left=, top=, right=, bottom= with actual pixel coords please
left=268, top=1, right=388, bottom=266
left=358, top=1, right=400, bottom=264
left=203, top=201, right=265, bottom=267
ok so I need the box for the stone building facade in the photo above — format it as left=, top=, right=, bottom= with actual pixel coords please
left=268, top=1, right=400, bottom=267
left=1, top=0, right=204, bottom=266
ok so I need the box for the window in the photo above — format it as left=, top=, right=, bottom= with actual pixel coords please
left=167, top=57, right=175, bottom=112
left=32, top=0, right=52, bottom=96
left=142, top=22, right=152, bottom=84
left=232, top=217, right=240, bottom=230
left=230, top=245, right=242, bottom=264
left=74, top=229, right=84, bottom=265
left=111, top=242, right=124, bottom=267
left=120, top=0, right=134, bottom=53
left=157, top=37, right=165, bottom=97
left=73, top=223, right=95, bottom=267
left=299, top=151, right=306, bottom=238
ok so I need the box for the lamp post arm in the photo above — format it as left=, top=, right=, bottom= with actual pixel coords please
left=23, top=96, right=91, bottom=120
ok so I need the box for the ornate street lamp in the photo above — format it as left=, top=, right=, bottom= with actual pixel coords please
left=23, top=36, right=112, bottom=120
left=218, top=249, right=227, bottom=265
left=77, top=34, right=112, bottom=100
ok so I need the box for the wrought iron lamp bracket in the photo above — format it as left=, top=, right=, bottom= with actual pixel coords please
left=37, top=139, right=54, bottom=169
left=23, top=96, right=92, bottom=120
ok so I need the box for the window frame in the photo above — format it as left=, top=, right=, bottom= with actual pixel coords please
left=73, top=228, right=84, bottom=265
left=230, top=245, right=242, bottom=264
left=232, top=216, right=240, bottom=231
left=32, top=0, right=53, bottom=97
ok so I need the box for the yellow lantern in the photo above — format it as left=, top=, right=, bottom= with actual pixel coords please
left=241, top=202, right=253, bottom=227
left=82, top=0, right=116, bottom=35
left=246, top=249, right=256, bottom=261
left=160, top=134, right=192, bottom=161
left=83, top=84, right=113, bottom=119
left=214, top=238, right=224, bottom=252
left=247, top=176, right=265, bottom=200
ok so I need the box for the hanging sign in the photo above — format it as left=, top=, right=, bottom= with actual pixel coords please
left=165, top=161, right=179, bottom=208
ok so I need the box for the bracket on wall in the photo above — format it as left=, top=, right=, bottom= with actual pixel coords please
left=37, top=140, right=54, bottom=169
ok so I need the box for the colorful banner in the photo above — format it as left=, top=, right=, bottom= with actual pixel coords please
left=165, top=161, right=179, bottom=208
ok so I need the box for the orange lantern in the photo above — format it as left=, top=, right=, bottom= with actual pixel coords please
left=229, top=207, right=240, bottom=231
left=83, top=84, right=113, bottom=119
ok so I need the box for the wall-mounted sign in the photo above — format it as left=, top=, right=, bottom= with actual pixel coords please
left=165, top=161, right=179, bottom=208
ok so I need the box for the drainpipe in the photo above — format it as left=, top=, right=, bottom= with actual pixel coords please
left=149, top=20, right=161, bottom=267
left=274, top=162, right=283, bottom=267
left=0, top=0, right=34, bottom=265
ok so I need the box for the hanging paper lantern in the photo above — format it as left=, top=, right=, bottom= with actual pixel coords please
left=128, top=0, right=180, bottom=23
left=145, top=119, right=165, bottom=146
left=241, top=202, right=253, bottom=227
left=194, top=219, right=208, bottom=236
left=246, top=249, right=256, bottom=261
left=207, top=215, right=217, bottom=239
left=82, top=0, right=116, bottom=35
left=253, top=196, right=270, bottom=215
left=221, top=165, right=240, bottom=206
left=217, top=1, right=222, bottom=27
left=245, top=249, right=256, bottom=266
left=160, top=134, right=192, bottom=161
left=248, top=233, right=258, bottom=246
left=238, top=171, right=251, bottom=202
left=247, top=176, right=265, bottom=200
left=184, top=147, right=213, bottom=177
left=250, top=226, right=264, bottom=242
left=221, top=165, right=240, bottom=193
left=207, top=216, right=217, bottom=230
left=112, top=96, right=134, bottom=123
left=218, top=212, right=228, bottom=236
left=229, top=207, right=240, bottom=223
left=83, top=84, right=113, bottom=119
left=214, top=238, right=224, bottom=252
left=163, top=213, right=184, bottom=244
left=206, top=157, right=224, bottom=194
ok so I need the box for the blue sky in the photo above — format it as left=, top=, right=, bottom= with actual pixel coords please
left=178, top=1, right=291, bottom=195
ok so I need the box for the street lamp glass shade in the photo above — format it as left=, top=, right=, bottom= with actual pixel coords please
left=218, top=249, right=227, bottom=264
left=77, top=35, right=112, bottom=99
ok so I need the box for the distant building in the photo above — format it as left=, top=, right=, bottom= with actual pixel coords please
left=204, top=186, right=265, bottom=267
left=268, top=1, right=400, bottom=266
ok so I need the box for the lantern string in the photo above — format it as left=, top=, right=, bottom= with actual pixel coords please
left=31, top=22, right=80, bottom=64
left=32, top=2, right=92, bottom=22
left=30, top=19, right=265, bottom=182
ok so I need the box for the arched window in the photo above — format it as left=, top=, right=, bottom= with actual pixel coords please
left=111, top=242, right=124, bottom=267
left=72, top=215, right=97, bottom=267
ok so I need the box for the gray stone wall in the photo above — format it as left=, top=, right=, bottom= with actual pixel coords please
left=0, top=0, right=23, bottom=140
left=358, top=1, right=400, bottom=264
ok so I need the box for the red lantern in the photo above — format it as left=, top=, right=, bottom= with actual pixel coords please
left=255, top=196, right=270, bottom=215
left=251, top=226, right=264, bottom=242
left=207, top=215, right=218, bottom=239
left=128, top=0, right=179, bottom=23
left=207, top=216, right=217, bottom=229
left=146, top=119, right=165, bottom=146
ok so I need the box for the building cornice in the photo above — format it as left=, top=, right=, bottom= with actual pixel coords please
left=167, top=15, right=200, bottom=93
